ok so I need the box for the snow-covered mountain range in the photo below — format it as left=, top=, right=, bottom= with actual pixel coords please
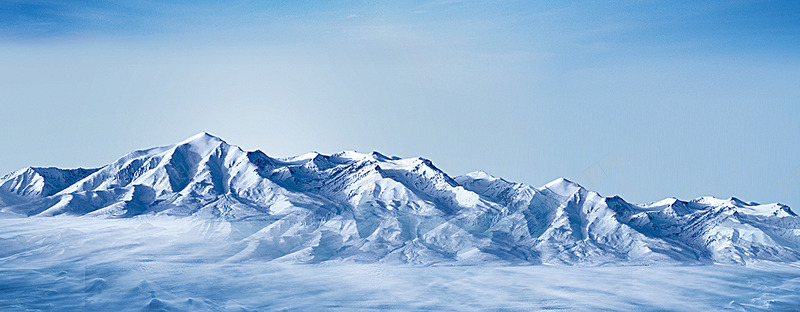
left=1, top=132, right=798, bottom=265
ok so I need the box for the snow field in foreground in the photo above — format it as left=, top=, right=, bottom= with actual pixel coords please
left=1, top=216, right=798, bottom=311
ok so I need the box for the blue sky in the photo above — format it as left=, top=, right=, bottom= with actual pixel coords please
left=1, top=1, right=799, bottom=208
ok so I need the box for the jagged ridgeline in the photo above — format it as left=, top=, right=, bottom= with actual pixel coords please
left=1, top=132, right=798, bottom=265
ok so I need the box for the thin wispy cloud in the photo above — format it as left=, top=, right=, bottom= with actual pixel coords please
left=0, top=1, right=798, bottom=211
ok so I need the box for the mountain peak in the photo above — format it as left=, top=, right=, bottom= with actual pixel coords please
left=463, top=170, right=499, bottom=181
left=545, top=177, right=580, bottom=187
left=180, top=132, right=224, bottom=145
left=330, top=150, right=372, bottom=161
left=541, top=177, right=585, bottom=197
left=172, top=132, right=229, bottom=157
left=285, top=151, right=321, bottom=162
left=1, top=166, right=99, bottom=198
left=370, top=151, right=400, bottom=161
left=649, top=197, right=681, bottom=206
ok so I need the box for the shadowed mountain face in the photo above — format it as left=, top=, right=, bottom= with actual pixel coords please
left=1, top=132, right=798, bottom=265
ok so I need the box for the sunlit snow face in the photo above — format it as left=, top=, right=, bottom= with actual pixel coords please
left=2, top=132, right=798, bottom=267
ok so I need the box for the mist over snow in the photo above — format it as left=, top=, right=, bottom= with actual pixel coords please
left=1, top=133, right=799, bottom=310
left=2, top=216, right=799, bottom=311
left=2, top=1, right=799, bottom=311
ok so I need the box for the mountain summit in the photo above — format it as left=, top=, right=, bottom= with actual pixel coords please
left=1, top=133, right=798, bottom=265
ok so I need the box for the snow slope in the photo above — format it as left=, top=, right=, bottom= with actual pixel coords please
left=1, top=132, right=798, bottom=265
